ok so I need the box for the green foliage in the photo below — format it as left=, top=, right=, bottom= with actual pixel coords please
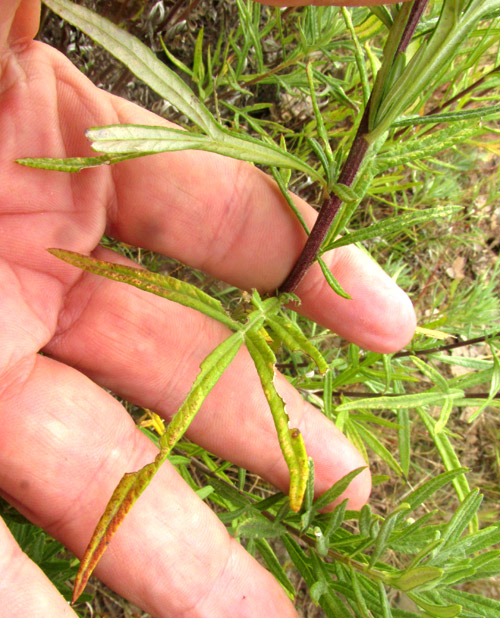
left=0, top=500, right=85, bottom=607
left=21, top=0, right=500, bottom=615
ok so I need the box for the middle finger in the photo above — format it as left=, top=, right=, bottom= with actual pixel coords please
left=44, top=246, right=370, bottom=508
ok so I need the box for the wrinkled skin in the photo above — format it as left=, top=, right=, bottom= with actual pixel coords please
left=0, top=1, right=414, bottom=616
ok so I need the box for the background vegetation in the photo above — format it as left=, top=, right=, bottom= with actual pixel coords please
left=2, top=0, right=500, bottom=616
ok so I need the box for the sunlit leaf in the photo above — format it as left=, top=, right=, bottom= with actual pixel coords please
left=43, top=0, right=219, bottom=134
left=336, top=389, right=464, bottom=411
left=48, top=249, right=237, bottom=330
left=325, top=206, right=461, bottom=252
left=265, top=315, right=328, bottom=373
left=86, top=124, right=322, bottom=182
left=73, top=461, right=157, bottom=602
left=387, top=566, right=443, bottom=592
left=16, top=153, right=142, bottom=172
left=317, top=257, right=352, bottom=299
left=245, top=329, right=309, bottom=512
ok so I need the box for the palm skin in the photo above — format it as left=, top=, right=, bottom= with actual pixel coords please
left=0, top=1, right=415, bottom=617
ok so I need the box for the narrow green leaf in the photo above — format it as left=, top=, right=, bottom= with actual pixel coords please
left=48, top=249, right=237, bottom=330
left=73, top=461, right=157, bottom=602
left=266, top=315, right=328, bottom=374
left=410, top=356, right=449, bottom=392
left=317, top=257, right=352, bottom=299
left=159, top=331, right=244, bottom=453
left=271, top=167, right=310, bottom=235
left=434, top=397, right=454, bottom=434
left=431, top=490, right=483, bottom=557
left=441, top=589, right=500, bottom=618
left=388, top=566, right=443, bottom=592
left=336, top=389, right=464, bottom=411
left=375, top=122, right=480, bottom=173
left=254, top=539, right=295, bottom=600
left=397, top=408, right=411, bottom=478
left=349, top=566, right=371, bottom=618
left=409, top=595, right=462, bottom=618
left=86, top=124, right=322, bottom=182
left=236, top=517, right=286, bottom=539
left=16, top=153, right=143, bottom=172
left=325, top=206, right=461, bottom=251
left=369, top=503, right=411, bottom=567
left=403, top=469, right=468, bottom=513
left=448, top=524, right=500, bottom=556
left=312, top=467, right=366, bottom=513
left=306, top=63, right=334, bottom=164
left=341, top=7, right=370, bottom=106
left=416, top=408, right=474, bottom=524
left=354, top=421, right=404, bottom=476
left=244, top=330, right=309, bottom=512
left=391, top=103, right=500, bottom=128
left=329, top=183, right=360, bottom=204
left=301, top=459, right=316, bottom=529
left=323, top=369, right=334, bottom=420
left=359, top=503, right=373, bottom=537
left=282, top=535, right=314, bottom=583
left=192, top=27, right=205, bottom=88
left=307, top=137, right=332, bottom=186
left=377, top=581, right=394, bottom=618
left=43, top=0, right=219, bottom=135
left=369, top=6, right=393, bottom=29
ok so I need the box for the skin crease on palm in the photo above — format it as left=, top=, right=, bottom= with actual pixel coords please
left=0, top=0, right=414, bottom=616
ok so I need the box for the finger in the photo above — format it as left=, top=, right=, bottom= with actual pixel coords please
left=0, top=516, right=78, bottom=618
left=103, top=97, right=416, bottom=353
left=45, top=246, right=371, bottom=510
left=0, top=0, right=39, bottom=52
left=6, top=38, right=415, bottom=354
left=0, top=354, right=299, bottom=618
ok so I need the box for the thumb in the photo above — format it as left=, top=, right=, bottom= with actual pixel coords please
left=0, top=0, right=40, bottom=53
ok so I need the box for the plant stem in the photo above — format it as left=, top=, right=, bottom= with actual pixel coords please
left=278, top=105, right=371, bottom=294
left=278, top=0, right=429, bottom=296
left=394, top=332, right=499, bottom=358
left=396, top=0, right=429, bottom=55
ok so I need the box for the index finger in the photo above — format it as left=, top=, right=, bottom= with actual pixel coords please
left=105, top=96, right=416, bottom=353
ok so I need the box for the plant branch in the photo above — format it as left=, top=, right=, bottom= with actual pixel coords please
left=278, top=0, right=429, bottom=296
left=278, top=104, right=371, bottom=294
left=427, top=64, right=500, bottom=116
left=394, top=332, right=499, bottom=358
left=186, top=454, right=388, bottom=583
left=396, top=0, right=429, bottom=55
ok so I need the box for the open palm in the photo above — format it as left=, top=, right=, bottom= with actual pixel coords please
left=0, top=1, right=415, bottom=617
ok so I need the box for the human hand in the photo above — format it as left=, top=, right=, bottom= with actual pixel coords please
left=0, top=1, right=415, bottom=616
